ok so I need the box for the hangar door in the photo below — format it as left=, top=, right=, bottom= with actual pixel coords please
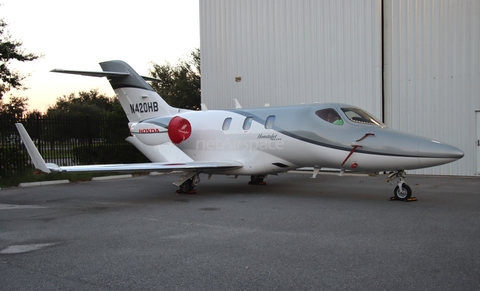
left=201, top=0, right=479, bottom=175
left=382, top=0, right=479, bottom=176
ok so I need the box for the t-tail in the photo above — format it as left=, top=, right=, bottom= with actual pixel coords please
left=51, top=60, right=180, bottom=122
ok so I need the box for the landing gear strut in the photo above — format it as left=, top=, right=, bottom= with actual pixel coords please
left=176, top=174, right=200, bottom=194
left=387, top=170, right=417, bottom=201
left=249, top=175, right=267, bottom=185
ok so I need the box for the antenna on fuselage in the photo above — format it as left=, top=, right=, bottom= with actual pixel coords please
left=234, top=99, right=242, bottom=109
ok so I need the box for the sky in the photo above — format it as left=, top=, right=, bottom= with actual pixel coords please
left=1, top=0, right=200, bottom=112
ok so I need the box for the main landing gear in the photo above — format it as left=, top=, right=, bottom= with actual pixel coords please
left=386, top=170, right=417, bottom=201
left=176, top=174, right=200, bottom=194
left=249, top=175, right=267, bottom=185
left=176, top=174, right=267, bottom=193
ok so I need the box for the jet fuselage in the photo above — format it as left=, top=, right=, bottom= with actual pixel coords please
left=130, top=103, right=464, bottom=175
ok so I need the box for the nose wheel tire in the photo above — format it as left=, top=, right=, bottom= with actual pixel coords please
left=394, top=184, right=412, bottom=200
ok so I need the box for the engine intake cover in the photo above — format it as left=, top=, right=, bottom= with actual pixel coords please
left=168, top=116, right=191, bottom=144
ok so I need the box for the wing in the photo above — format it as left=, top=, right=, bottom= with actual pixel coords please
left=36, top=161, right=243, bottom=174
left=15, top=123, right=242, bottom=174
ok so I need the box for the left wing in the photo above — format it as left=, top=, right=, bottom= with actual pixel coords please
left=26, top=161, right=243, bottom=174
left=15, top=123, right=242, bottom=174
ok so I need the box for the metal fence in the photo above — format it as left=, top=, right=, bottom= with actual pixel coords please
left=0, top=115, right=148, bottom=177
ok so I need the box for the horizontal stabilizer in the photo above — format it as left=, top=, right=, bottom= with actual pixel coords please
left=51, top=60, right=178, bottom=121
left=50, top=69, right=160, bottom=82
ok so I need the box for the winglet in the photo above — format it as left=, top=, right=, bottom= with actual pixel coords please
left=15, top=123, right=51, bottom=173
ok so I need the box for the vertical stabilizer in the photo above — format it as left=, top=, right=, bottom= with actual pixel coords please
left=51, top=60, right=180, bottom=122
left=99, top=61, right=178, bottom=122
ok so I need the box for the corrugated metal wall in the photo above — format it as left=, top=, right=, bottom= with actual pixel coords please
left=200, top=0, right=383, bottom=118
left=383, top=0, right=480, bottom=175
left=200, top=0, right=480, bottom=176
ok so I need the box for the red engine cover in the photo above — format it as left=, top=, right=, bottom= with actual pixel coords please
left=168, top=116, right=192, bottom=144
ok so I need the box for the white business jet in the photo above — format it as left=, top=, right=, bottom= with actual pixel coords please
left=16, top=61, right=464, bottom=200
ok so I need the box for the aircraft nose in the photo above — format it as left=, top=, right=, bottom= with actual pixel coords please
left=418, top=139, right=464, bottom=160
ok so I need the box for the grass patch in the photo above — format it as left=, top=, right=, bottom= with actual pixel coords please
left=0, top=169, right=125, bottom=188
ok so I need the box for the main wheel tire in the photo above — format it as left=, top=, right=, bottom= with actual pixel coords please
left=250, top=175, right=264, bottom=184
left=179, top=179, right=193, bottom=193
left=248, top=175, right=265, bottom=185
left=394, top=184, right=412, bottom=200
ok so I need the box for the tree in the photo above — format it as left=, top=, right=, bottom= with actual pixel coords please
left=45, top=89, right=127, bottom=143
left=46, top=89, right=117, bottom=117
left=0, top=95, right=28, bottom=119
left=149, top=48, right=200, bottom=110
left=0, top=18, right=40, bottom=99
left=0, top=96, right=28, bottom=149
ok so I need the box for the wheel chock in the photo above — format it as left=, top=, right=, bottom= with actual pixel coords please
left=176, top=189, right=197, bottom=195
left=390, top=197, right=417, bottom=202
left=248, top=181, right=267, bottom=185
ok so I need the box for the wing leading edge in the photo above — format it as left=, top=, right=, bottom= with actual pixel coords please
left=15, top=123, right=242, bottom=174
left=35, top=161, right=243, bottom=174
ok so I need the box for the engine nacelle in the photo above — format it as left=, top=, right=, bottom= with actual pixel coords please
left=167, top=116, right=192, bottom=143
left=129, top=122, right=168, bottom=145
left=129, top=116, right=191, bottom=146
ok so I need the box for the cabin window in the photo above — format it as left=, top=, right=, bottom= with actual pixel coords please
left=265, top=115, right=276, bottom=129
left=341, top=107, right=384, bottom=127
left=222, top=117, right=232, bottom=130
left=243, top=116, right=253, bottom=130
left=315, top=109, right=344, bottom=125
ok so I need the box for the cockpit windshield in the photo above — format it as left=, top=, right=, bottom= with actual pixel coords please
left=341, top=107, right=385, bottom=127
left=315, top=108, right=344, bottom=125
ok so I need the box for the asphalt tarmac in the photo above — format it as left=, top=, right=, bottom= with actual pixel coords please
left=1, top=172, right=479, bottom=290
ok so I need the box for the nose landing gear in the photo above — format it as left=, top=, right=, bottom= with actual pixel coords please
left=387, top=170, right=417, bottom=201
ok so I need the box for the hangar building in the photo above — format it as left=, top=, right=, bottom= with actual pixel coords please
left=199, top=0, right=480, bottom=176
